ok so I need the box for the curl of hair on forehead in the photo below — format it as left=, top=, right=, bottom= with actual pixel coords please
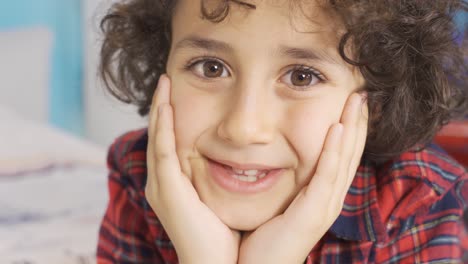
left=201, top=0, right=256, bottom=22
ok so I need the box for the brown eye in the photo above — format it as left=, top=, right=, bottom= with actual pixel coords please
left=203, top=61, right=223, bottom=77
left=291, top=70, right=313, bottom=86
left=190, top=59, right=229, bottom=79
left=280, top=67, right=322, bottom=90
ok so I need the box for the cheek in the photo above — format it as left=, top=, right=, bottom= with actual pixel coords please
left=170, top=79, right=216, bottom=176
left=171, top=81, right=207, bottom=149
left=284, top=99, right=344, bottom=177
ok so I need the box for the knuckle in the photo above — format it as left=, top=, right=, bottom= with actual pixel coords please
left=154, top=147, right=173, bottom=161
left=153, top=138, right=175, bottom=161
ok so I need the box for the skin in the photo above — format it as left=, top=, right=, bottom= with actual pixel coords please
left=145, top=0, right=369, bottom=263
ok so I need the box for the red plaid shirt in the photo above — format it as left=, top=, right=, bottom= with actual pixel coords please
left=97, top=129, right=468, bottom=263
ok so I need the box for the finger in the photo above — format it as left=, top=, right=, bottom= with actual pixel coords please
left=287, top=123, right=343, bottom=226
left=154, top=103, right=182, bottom=190
left=306, top=123, right=343, bottom=194
left=146, top=75, right=170, bottom=192
left=148, top=75, right=170, bottom=143
left=337, top=93, right=362, bottom=181
left=347, top=94, right=368, bottom=187
left=151, top=76, right=181, bottom=189
left=318, top=93, right=362, bottom=211
left=329, top=93, right=363, bottom=204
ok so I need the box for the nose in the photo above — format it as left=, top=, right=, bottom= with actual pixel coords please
left=217, top=83, right=275, bottom=147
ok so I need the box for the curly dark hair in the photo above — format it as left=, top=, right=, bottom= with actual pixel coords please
left=99, top=0, right=468, bottom=163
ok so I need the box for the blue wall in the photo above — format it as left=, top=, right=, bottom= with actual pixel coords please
left=0, top=0, right=84, bottom=135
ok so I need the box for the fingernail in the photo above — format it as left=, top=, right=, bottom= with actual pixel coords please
left=159, top=74, right=171, bottom=99
left=360, top=92, right=368, bottom=102
left=154, top=76, right=164, bottom=100
left=158, top=74, right=166, bottom=88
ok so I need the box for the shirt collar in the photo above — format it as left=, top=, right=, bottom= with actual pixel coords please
left=329, top=160, right=388, bottom=242
left=329, top=147, right=467, bottom=243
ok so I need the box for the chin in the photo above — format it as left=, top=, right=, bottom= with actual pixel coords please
left=212, top=204, right=282, bottom=231
left=223, top=215, right=266, bottom=231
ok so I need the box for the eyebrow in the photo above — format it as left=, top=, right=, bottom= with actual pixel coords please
left=277, top=46, right=343, bottom=67
left=174, top=35, right=344, bottom=67
left=174, top=36, right=234, bottom=53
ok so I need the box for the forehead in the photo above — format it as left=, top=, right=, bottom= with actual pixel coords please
left=170, top=0, right=359, bottom=76
left=172, top=0, right=344, bottom=44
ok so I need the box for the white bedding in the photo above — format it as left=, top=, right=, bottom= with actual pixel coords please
left=0, top=165, right=107, bottom=263
left=0, top=106, right=108, bottom=263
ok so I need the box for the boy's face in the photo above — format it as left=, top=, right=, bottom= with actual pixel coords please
left=165, top=0, right=364, bottom=231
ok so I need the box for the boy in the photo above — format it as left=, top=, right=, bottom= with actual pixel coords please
left=97, top=0, right=468, bottom=263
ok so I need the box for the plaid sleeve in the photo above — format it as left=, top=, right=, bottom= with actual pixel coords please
left=96, top=140, right=164, bottom=263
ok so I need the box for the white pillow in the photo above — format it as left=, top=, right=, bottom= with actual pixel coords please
left=0, top=106, right=106, bottom=175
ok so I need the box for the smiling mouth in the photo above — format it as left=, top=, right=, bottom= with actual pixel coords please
left=208, top=157, right=280, bottom=181
left=223, top=166, right=269, bottom=182
left=206, top=158, right=284, bottom=193
left=208, top=157, right=281, bottom=170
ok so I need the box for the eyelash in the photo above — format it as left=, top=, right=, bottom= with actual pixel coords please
left=183, top=56, right=326, bottom=90
left=184, top=56, right=230, bottom=77
left=284, top=65, right=326, bottom=88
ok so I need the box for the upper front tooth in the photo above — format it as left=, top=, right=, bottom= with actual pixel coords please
left=244, top=170, right=260, bottom=176
left=233, top=168, right=244, bottom=174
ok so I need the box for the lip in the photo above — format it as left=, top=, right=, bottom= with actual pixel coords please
left=209, top=158, right=280, bottom=170
left=206, top=158, right=284, bottom=194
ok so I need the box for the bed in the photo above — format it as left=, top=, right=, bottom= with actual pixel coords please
left=0, top=106, right=108, bottom=264
left=0, top=1, right=123, bottom=262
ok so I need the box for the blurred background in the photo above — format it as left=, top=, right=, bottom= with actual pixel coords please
left=0, top=0, right=145, bottom=147
left=0, top=0, right=145, bottom=263
left=0, top=1, right=465, bottom=263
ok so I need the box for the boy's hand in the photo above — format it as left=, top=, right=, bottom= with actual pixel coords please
left=145, top=75, right=241, bottom=264
left=238, top=93, right=369, bottom=264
